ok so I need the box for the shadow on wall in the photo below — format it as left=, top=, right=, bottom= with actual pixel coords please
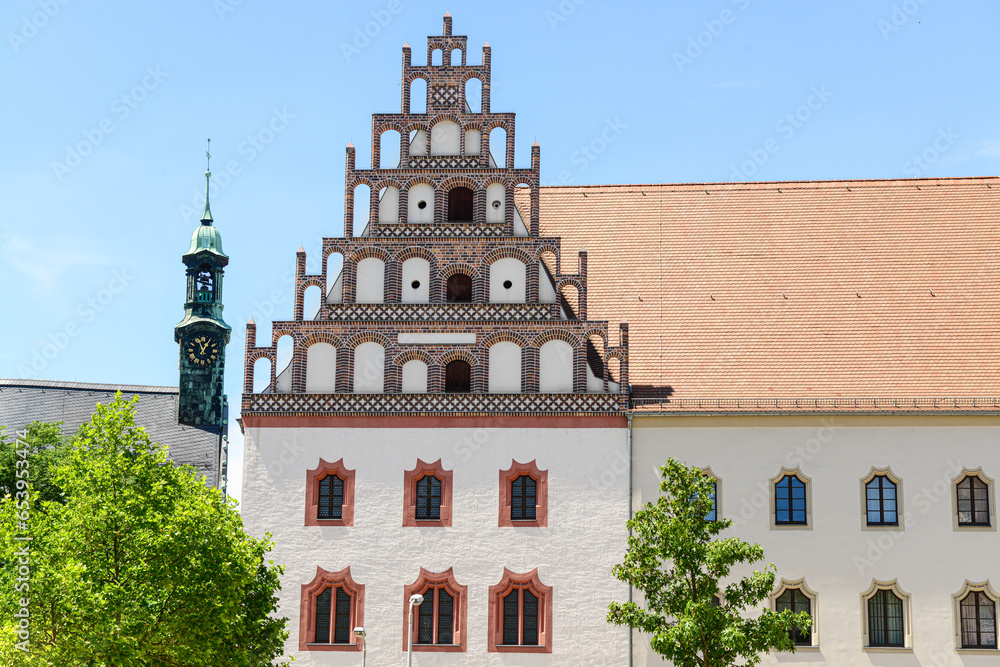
left=631, top=385, right=675, bottom=401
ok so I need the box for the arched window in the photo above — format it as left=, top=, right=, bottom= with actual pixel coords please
left=958, top=474, right=991, bottom=526
left=465, top=77, right=482, bottom=113
left=379, top=130, right=401, bottom=169
left=868, top=589, right=905, bottom=647
left=409, top=79, right=427, bottom=114
left=866, top=475, right=898, bottom=526
left=961, top=590, right=997, bottom=648
left=511, top=475, right=536, bottom=521
left=415, top=475, right=442, bottom=521
left=445, top=359, right=471, bottom=393
left=317, top=474, right=345, bottom=520
left=404, top=568, right=468, bottom=652
left=299, top=566, right=364, bottom=652
left=773, top=473, right=808, bottom=526
left=450, top=48, right=462, bottom=66
left=488, top=569, right=553, bottom=653
left=776, top=588, right=811, bottom=646
left=195, top=264, right=214, bottom=301
left=447, top=186, right=474, bottom=221
left=446, top=273, right=472, bottom=302
left=275, top=334, right=293, bottom=393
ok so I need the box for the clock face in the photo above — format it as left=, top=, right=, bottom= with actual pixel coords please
left=185, top=335, right=220, bottom=367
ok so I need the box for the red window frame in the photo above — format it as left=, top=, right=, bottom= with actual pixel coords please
left=487, top=568, right=553, bottom=653
left=304, top=458, right=355, bottom=527
left=299, top=566, right=365, bottom=652
left=499, top=460, right=548, bottom=527
left=401, top=567, right=468, bottom=653
left=403, top=459, right=453, bottom=527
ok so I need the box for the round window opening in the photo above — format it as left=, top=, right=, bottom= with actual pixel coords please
left=417, top=200, right=427, bottom=210
left=491, top=200, right=502, bottom=210
left=410, top=280, right=421, bottom=289
left=503, top=280, right=513, bottom=289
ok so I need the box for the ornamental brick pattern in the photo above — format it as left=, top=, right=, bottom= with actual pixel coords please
left=242, top=15, right=628, bottom=418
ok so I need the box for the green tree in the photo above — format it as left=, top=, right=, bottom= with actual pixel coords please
left=0, top=394, right=289, bottom=666
left=608, top=458, right=811, bottom=666
left=0, top=422, right=72, bottom=505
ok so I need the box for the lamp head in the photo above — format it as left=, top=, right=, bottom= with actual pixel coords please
left=410, top=593, right=425, bottom=606
left=353, top=627, right=365, bottom=638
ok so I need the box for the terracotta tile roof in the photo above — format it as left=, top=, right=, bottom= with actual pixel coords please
left=524, top=177, right=1000, bottom=412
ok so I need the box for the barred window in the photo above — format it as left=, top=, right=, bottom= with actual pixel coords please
left=866, top=475, right=898, bottom=526
left=961, top=591, right=997, bottom=649
left=776, top=588, right=812, bottom=646
left=415, top=475, right=442, bottom=521
left=314, top=586, right=353, bottom=644
left=775, top=474, right=807, bottom=525
left=511, top=475, right=537, bottom=521
left=868, top=589, right=905, bottom=647
left=958, top=475, right=990, bottom=526
left=317, top=474, right=344, bottom=520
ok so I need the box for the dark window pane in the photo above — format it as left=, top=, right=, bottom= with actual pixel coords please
left=448, top=186, right=474, bottom=221
left=446, top=274, right=473, bottom=303
left=869, top=590, right=904, bottom=647
left=416, top=475, right=442, bottom=521
left=776, top=589, right=811, bottom=645
left=334, top=588, right=351, bottom=643
left=958, top=476, right=991, bottom=526
left=318, top=475, right=343, bottom=520
left=775, top=475, right=807, bottom=525
left=445, top=360, right=471, bottom=392
left=503, top=590, right=519, bottom=645
left=314, top=587, right=331, bottom=643
left=417, top=589, right=434, bottom=644
left=438, top=590, right=454, bottom=645
left=866, top=476, right=898, bottom=525
left=707, top=481, right=717, bottom=521
left=961, top=591, right=998, bottom=648
left=523, top=590, right=539, bottom=646
left=511, top=475, right=536, bottom=521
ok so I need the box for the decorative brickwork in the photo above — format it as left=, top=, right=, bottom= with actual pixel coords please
left=242, top=14, right=628, bottom=419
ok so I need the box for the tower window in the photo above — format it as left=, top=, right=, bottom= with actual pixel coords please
left=447, top=186, right=474, bottom=221
left=195, top=267, right=214, bottom=302
left=445, top=360, right=471, bottom=393
left=446, top=273, right=473, bottom=302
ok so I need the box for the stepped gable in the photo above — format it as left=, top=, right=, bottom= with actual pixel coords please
left=241, top=15, right=628, bottom=419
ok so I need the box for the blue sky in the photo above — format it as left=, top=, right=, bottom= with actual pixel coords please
left=2, top=0, right=998, bottom=501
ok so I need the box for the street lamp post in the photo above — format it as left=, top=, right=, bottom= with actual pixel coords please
left=406, top=593, right=424, bottom=667
left=353, top=627, right=366, bottom=667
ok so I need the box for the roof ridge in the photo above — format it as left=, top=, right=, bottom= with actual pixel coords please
left=0, top=379, right=179, bottom=394
left=541, top=176, right=1000, bottom=191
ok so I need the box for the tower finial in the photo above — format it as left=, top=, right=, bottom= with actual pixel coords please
left=201, top=138, right=214, bottom=224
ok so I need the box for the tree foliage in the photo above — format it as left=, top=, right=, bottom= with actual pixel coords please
left=0, top=422, right=72, bottom=505
left=0, top=395, right=289, bottom=666
left=608, top=458, right=811, bottom=667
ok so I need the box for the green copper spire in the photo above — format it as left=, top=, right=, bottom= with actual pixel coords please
left=201, top=138, right=213, bottom=224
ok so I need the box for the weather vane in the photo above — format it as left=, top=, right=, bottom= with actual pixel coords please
left=206, top=138, right=212, bottom=175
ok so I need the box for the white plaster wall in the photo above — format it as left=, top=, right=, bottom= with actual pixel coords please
left=431, top=121, right=460, bottom=155
left=409, top=129, right=427, bottom=156
left=241, top=425, right=630, bottom=666
left=355, top=258, right=384, bottom=304
left=486, top=184, right=505, bottom=224
left=465, top=129, right=481, bottom=155
left=539, top=340, right=573, bottom=393
left=378, top=186, right=399, bottom=223
left=489, top=258, right=526, bottom=303
left=401, top=258, right=430, bottom=303
left=488, top=342, right=521, bottom=393
left=352, top=342, right=384, bottom=393
left=326, top=271, right=343, bottom=304
left=401, top=360, right=428, bottom=393
left=631, top=415, right=1000, bottom=666
left=305, top=343, right=337, bottom=393
left=407, top=184, right=434, bottom=224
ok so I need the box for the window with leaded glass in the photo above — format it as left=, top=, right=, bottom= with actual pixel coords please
left=958, top=475, right=990, bottom=526
left=961, top=591, right=997, bottom=649
left=775, top=474, right=807, bottom=525
left=511, top=475, right=536, bottom=521
left=317, top=474, right=344, bottom=520
left=415, top=475, right=442, bottom=521
left=313, top=586, right=352, bottom=644
left=868, top=589, right=904, bottom=647
left=866, top=475, right=898, bottom=526
left=414, top=586, right=456, bottom=646
left=776, top=588, right=812, bottom=646
left=502, top=588, right=540, bottom=646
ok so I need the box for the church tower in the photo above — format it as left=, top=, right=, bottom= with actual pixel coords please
left=175, top=144, right=231, bottom=428
left=240, top=16, right=629, bottom=663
